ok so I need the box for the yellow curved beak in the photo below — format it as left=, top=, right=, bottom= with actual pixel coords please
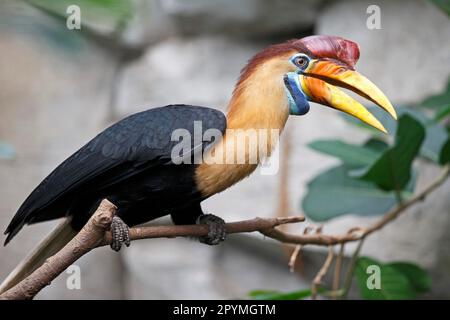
left=301, top=59, right=397, bottom=133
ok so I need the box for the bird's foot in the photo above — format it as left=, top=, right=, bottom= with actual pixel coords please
left=110, top=216, right=130, bottom=252
left=196, top=214, right=226, bottom=245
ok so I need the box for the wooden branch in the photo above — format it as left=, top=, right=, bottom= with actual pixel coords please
left=0, top=200, right=117, bottom=300
left=0, top=204, right=305, bottom=300
left=99, top=215, right=305, bottom=247
left=1, top=165, right=448, bottom=300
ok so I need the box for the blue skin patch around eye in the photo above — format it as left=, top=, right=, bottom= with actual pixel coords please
left=283, top=72, right=310, bottom=116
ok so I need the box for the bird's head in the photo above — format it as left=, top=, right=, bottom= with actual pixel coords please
left=232, top=35, right=397, bottom=133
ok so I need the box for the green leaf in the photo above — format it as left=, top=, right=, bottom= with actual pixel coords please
left=355, top=257, right=431, bottom=300
left=434, top=104, right=450, bottom=122
left=351, top=115, right=425, bottom=191
left=248, top=290, right=278, bottom=298
left=401, top=108, right=448, bottom=164
left=0, top=142, right=15, bottom=159
left=302, top=165, right=409, bottom=221
left=421, top=120, right=449, bottom=163
left=439, top=137, right=450, bottom=164
left=342, top=106, right=449, bottom=164
left=15, top=0, right=134, bottom=54
left=364, top=138, right=391, bottom=153
left=355, top=257, right=417, bottom=300
left=308, top=139, right=387, bottom=167
left=248, top=289, right=313, bottom=300
left=430, top=0, right=450, bottom=17
left=26, top=0, right=133, bottom=31
left=303, top=115, right=422, bottom=221
left=388, top=262, right=431, bottom=293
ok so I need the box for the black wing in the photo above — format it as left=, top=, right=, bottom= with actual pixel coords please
left=4, top=105, right=226, bottom=243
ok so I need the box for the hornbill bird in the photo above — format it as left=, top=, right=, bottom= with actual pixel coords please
left=0, top=35, right=396, bottom=292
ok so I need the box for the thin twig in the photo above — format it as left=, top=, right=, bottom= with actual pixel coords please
left=341, top=238, right=365, bottom=299
left=288, top=227, right=313, bottom=273
left=288, top=245, right=301, bottom=273
left=332, top=243, right=345, bottom=294
left=311, top=246, right=334, bottom=299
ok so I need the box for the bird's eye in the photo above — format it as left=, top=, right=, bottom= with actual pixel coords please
left=296, top=57, right=307, bottom=67
left=292, top=54, right=310, bottom=70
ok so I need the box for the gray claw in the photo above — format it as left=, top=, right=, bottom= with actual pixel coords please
left=197, top=214, right=226, bottom=245
left=110, top=216, right=130, bottom=252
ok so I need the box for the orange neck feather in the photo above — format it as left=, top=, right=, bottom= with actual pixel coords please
left=195, top=57, right=292, bottom=197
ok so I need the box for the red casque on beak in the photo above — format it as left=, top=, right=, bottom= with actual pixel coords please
left=297, top=36, right=397, bottom=133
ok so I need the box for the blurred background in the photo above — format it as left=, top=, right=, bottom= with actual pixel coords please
left=0, top=0, right=449, bottom=299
